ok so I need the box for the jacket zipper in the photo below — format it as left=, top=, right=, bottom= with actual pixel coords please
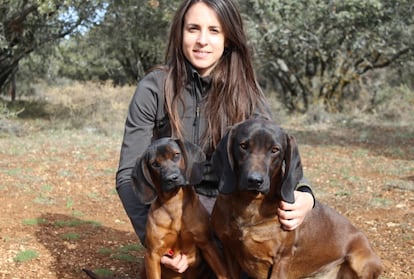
left=192, top=74, right=202, bottom=144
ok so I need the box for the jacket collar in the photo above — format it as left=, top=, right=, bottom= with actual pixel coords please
left=185, top=60, right=212, bottom=96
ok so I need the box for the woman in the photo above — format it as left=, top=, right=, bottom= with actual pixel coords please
left=116, top=0, right=315, bottom=274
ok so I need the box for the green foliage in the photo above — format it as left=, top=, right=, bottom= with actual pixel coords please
left=0, top=0, right=105, bottom=94
left=0, top=103, right=24, bottom=119
left=22, top=218, right=48, bottom=225
left=98, top=247, right=112, bottom=255
left=54, top=219, right=101, bottom=227
left=241, top=0, right=414, bottom=112
left=61, top=232, right=80, bottom=240
left=118, top=243, right=142, bottom=253
left=13, top=249, right=39, bottom=263
left=111, top=243, right=143, bottom=262
left=59, top=0, right=181, bottom=84
left=2, top=0, right=413, bottom=112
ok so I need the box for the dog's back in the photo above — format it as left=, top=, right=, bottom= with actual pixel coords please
left=288, top=201, right=382, bottom=278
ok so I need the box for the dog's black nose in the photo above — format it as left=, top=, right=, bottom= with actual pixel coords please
left=166, top=173, right=179, bottom=183
left=248, top=172, right=264, bottom=186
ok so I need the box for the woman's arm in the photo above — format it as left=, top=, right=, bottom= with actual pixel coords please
left=278, top=190, right=314, bottom=230
left=116, top=70, right=167, bottom=245
left=277, top=180, right=315, bottom=230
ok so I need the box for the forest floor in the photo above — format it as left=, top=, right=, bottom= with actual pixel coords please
left=0, top=100, right=413, bottom=278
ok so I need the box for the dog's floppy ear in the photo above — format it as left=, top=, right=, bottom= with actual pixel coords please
left=213, top=128, right=237, bottom=194
left=280, top=134, right=304, bottom=204
left=176, top=139, right=206, bottom=185
left=131, top=151, right=157, bottom=205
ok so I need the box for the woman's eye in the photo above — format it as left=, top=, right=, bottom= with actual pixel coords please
left=187, top=25, right=199, bottom=32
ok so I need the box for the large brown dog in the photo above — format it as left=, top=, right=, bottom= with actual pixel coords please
left=211, top=119, right=382, bottom=279
left=132, top=137, right=229, bottom=279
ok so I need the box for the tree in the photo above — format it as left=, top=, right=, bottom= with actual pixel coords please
left=54, top=0, right=181, bottom=85
left=242, top=0, right=414, bottom=112
left=0, top=0, right=104, bottom=99
left=80, top=0, right=180, bottom=84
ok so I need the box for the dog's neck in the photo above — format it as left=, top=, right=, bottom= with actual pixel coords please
left=228, top=191, right=279, bottom=225
left=154, top=187, right=197, bottom=214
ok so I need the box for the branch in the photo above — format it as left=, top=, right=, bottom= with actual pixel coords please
left=356, top=47, right=413, bottom=75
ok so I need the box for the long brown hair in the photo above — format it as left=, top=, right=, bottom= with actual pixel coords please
left=164, top=0, right=269, bottom=148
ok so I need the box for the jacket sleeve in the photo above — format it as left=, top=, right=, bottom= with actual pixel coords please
left=296, top=178, right=316, bottom=208
left=115, top=70, right=166, bottom=245
left=116, top=70, right=166, bottom=189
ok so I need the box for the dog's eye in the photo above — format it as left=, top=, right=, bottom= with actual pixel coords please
left=240, top=142, right=248, bottom=149
left=173, top=152, right=181, bottom=161
left=271, top=146, right=280, bottom=154
left=151, top=161, right=160, bottom=168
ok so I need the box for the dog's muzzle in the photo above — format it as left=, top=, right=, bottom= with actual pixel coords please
left=245, top=172, right=270, bottom=194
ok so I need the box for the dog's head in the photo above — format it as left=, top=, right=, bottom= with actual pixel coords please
left=131, top=137, right=206, bottom=204
left=212, top=119, right=303, bottom=203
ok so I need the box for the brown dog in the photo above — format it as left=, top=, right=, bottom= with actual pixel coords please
left=211, top=119, right=382, bottom=279
left=132, top=137, right=229, bottom=279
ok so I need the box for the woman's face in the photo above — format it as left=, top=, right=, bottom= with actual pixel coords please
left=182, top=2, right=226, bottom=77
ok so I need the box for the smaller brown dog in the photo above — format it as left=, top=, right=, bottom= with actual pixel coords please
left=132, top=137, right=229, bottom=279
left=211, top=119, right=382, bottom=279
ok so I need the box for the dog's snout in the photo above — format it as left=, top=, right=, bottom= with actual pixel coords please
left=166, top=173, right=179, bottom=183
left=248, top=172, right=264, bottom=186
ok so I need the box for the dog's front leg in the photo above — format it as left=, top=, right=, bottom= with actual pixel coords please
left=268, top=238, right=296, bottom=279
left=220, top=247, right=242, bottom=279
left=198, top=241, right=230, bottom=279
left=268, top=256, right=292, bottom=279
left=144, top=251, right=162, bottom=279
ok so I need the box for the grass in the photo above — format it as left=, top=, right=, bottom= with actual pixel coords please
left=87, top=192, right=102, bottom=201
left=112, top=253, right=137, bottom=262
left=91, top=244, right=144, bottom=265
left=22, top=218, right=48, bottom=226
left=3, top=168, right=23, bottom=177
left=1, top=81, right=133, bottom=136
left=14, top=249, right=39, bottom=263
left=66, top=197, right=74, bottom=209
left=98, top=247, right=113, bottom=255
left=118, top=243, right=142, bottom=253
left=60, top=232, right=81, bottom=241
left=22, top=216, right=102, bottom=229
left=54, top=219, right=101, bottom=228
left=34, top=193, right=55, bottom=205
left=370, top=197, right=394, bottom=207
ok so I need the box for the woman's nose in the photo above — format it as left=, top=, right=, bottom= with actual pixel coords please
left=196, top=30, right=207, bottom=45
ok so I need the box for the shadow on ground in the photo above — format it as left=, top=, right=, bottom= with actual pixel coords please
left=35, top=213, right=144, bottom=279
left=288, top=122, right=414, bottom=161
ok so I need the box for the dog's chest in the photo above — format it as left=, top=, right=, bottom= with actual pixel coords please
left=236, top=215, right=280, bottom=244
left=229, top=203, right=291, bottom=257
left=226, top=213, right=296, bottom=278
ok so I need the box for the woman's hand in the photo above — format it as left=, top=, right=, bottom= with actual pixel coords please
left=277, top=190, right=314, bottom=230
left=160, top=253, right=189, bottom=273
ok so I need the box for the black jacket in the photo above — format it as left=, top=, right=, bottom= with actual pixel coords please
left=116, top=66, right=219, bottom=196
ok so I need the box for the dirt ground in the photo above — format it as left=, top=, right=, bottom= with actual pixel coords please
left=0, top=119, right=413, bottom=279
